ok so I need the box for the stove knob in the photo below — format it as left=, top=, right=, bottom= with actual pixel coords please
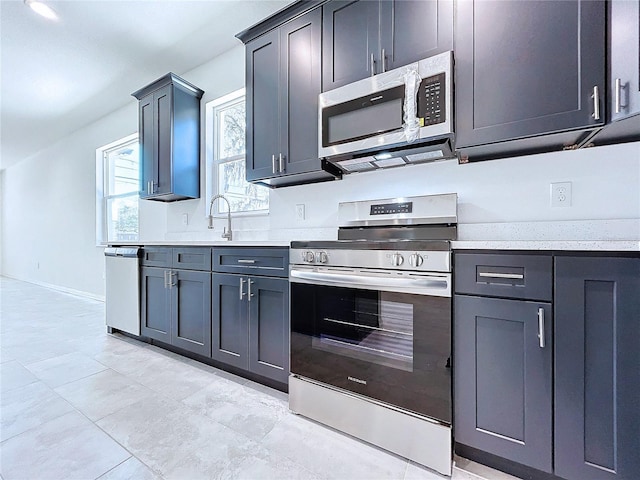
left=409, top=253, right=424, bottom=267
left=316, top=251, right=328, bottom=264
left=302, top=251, right=315, bottom=263
left=391, top=252, right=404, bottom=267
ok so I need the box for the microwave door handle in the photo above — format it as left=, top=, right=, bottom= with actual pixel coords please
left=290, top=268, right=449, bottom=293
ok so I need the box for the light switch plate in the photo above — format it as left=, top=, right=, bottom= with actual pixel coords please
left=296, top=204, right=306, bottom=221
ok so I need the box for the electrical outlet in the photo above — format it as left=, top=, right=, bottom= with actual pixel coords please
left=550, top=182, right=572, bottom=207
left=295, top=204, right=306, bottom=221
left=182, top=213, right=189, bottom=226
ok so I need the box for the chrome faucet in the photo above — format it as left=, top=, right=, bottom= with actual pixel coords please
left=208, top=194, right=232, bottom=241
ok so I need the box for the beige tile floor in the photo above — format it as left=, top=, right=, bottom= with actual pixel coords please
left=0, top=277, right=520, bottom=480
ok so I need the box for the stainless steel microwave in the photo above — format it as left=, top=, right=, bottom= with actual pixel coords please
left=318, top=51, right=454, bottom=173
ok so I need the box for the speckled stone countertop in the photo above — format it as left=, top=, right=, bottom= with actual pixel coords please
left=451, top=240, right=639, bottom=252
left=104, top=240, right=291, bottom=247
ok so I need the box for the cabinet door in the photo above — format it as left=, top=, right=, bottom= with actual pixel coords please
left=154, top=84, right=173, bottom=196
left=280, top=8, right=322, bottom=176
left=380, top=0, right=453, bottom=71
left=140, top=267, right=171, bottom=343
left=454, top=296, right=552, bottom=473
left=211, top=273, right=249, bottom=369
left=455, top=0, right=605, bottom=149
left=138, top=93, right=155, bottom=199
left=555, top=257, right=640, bottom=480
left=322, top=0, right=380, bottom=91
left=246, top=29, right=280, bottom=182
left=172, top=270, right=212, bottom=357
left=610, top=0, right=640, bottom=121
left=248, top=277, right=289, bottom=384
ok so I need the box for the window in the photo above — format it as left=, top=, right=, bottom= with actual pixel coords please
left=207, top=89, right=269, bottom=215
left=96, top=134, right=139, bottom=243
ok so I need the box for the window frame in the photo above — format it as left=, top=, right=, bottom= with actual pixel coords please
left=95, top=133, right=139, bottom=245
left=205, top=88, right=269, bottom=217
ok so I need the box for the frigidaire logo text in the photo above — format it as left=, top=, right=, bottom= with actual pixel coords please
left=348, top=376, right=367, bottom=385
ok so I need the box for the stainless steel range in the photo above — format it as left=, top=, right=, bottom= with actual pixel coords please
left=289, top=193, right=457, bottom=476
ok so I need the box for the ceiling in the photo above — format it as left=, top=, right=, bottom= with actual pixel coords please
left=0, top=0, right=291, bottom=170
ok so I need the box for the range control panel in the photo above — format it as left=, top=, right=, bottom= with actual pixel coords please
left=291, top=248, right=451, bottom=273
left=370, top=201, right=413, bottom=215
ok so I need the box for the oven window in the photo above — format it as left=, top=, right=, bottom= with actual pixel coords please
left=313, top=289, right=414, bottom=372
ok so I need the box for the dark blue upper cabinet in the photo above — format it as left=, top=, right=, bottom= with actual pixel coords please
left=455, top=0, right=606, bottom=162
left=244, top=8, right=339, bottom=187
left=554, top=256, right=640, bottom=480
left=322, top=0, right=453, bottom=91
left=588, top=0, right=640, bottom=146
left=132, top=73, right=203, bottom=201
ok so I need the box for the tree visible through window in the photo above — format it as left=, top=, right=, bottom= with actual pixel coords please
left=214, top=93, right=268, bottom=214
left=103, top=137, right=139, bottom=241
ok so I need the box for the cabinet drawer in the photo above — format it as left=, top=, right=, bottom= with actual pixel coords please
left=141, top=247, right=172, bottom=267
left=172, top=247, right=212, bottom=271
left=455, top=253, right=552, bottom=301
left=213, top=247, right=289, bottom=277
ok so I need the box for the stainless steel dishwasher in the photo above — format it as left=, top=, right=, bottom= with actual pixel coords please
left=104, top=247, right=140, bottom=335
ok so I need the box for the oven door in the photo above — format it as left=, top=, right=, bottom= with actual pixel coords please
left=290, top=265, right=451, bottom=424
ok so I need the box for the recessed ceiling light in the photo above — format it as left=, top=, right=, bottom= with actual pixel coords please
left=24, top=0, right=58, bottom=21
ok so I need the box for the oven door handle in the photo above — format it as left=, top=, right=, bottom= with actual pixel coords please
left=289, top=268, right=450, bottom=294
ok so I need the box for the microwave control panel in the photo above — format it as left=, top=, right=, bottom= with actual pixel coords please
left=417, top=72, right=446, bottom=126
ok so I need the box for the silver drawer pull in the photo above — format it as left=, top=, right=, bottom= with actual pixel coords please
left=237, top=259, right=256, bottom=264
left=478, top=272, right=524, bottom=280
left=537, top=308, right=545, bottom=348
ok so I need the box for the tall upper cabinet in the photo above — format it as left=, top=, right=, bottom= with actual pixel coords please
left=455, top=0, right=606, bottom=161
left=132, top=73, right=204, bottom=201
left=239, top=5, right=340, bottom=187
left=322, top=0, right=453, bottom=91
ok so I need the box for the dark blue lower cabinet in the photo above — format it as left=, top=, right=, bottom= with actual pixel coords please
left=248, top=276, right=289, bottom=384
left=141, top=267, right=211, bottom=357
left=212, top=273, right=290, bottom=384
left=555, top=256, right=640, bottom=480
left=211, top=273, right=249, bottom=370
left=172, top=270, right=212, bottom=358
left=141, top=267, right=171, bottom=343
left=454, top=295, right=553, bottom=473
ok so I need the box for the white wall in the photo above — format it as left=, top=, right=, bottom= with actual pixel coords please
left=270, top=142, right=640, bottom=240
left=2, top=39, right=639, bottom=298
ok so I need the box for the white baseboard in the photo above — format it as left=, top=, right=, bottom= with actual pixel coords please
left=0, top=275, right=105, bottom=302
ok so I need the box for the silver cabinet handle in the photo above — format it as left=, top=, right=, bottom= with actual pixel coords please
left=147, top=181, right=151, bottom=195
left=537, top=308, right=545, bottom=348
left=170, top=271, right=177, bottom=287
left=478, top=272, right=524, bottom=280
left=237, top=259, right=256, bottom=264
left=272, top=154, right=276, bottom=174
left=151, top=181, right=155, bottom=194
left=615, top=78, right=622, bottom=114
left=381, top=48, right=387, bottom=73
left=591, top=85, right=600, bottom=120
left=278, top=153, right=284, bottom=173
left=239, top=278, right=246, bottom=300
left=163, top=270, right=169, bottom=288
left=248, top=279, right=255, bottom=301
left=370, top=53, right=376, bottom=76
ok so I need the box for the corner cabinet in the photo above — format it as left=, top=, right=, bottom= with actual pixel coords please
left=455, top=0, right=606, bottom=161
left=132, top=73, right=204, bottom=201
left=242, top=8, right=339, bottom=187
left=140, top=247, right=212, bottom=357
left=322, top=0, right=453, bottom=91
left=212, top=247, right=290, bottom=384
left=554, top=256, right=640, bottom=480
